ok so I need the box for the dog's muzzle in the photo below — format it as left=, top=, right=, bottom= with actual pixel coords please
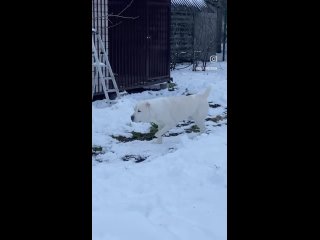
left=131, top=115, right=134, bottom=121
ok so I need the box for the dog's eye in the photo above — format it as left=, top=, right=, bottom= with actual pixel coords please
left=138, top=110, right=141, bottom=113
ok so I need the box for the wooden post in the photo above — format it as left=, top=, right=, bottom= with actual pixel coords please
left=222, top=6, right=227, bottom=61
left=216, top=5, right=222, bottom=53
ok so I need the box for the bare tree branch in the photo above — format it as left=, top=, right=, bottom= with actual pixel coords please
left=108, top=15, right=139, bottom=20
left=117, top=0, right=134, bottom=16
left=93, top=0, right=139, bottom=23
left=108, top=21, right=123, bottom=29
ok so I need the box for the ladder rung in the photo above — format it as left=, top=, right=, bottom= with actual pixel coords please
left=98, top=77, right=114, bottom=80
left=106, top=89, right=118, bottom=92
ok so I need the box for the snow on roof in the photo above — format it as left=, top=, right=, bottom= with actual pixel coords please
left=171, top=0, right=207, bottom=9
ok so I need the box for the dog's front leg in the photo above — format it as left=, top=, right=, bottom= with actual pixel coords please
left=194, top=117, right=206, bottom=133
left=154, top=125, right=173, bottom=144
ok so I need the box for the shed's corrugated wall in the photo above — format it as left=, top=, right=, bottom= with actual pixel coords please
left=92, top=0, right=171, bottom=96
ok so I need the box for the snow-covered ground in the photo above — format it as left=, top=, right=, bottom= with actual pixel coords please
left=92, top=61, right=227, bottom=240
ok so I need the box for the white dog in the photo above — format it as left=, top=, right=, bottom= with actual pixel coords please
left=131, top=86, right=211, bottom=143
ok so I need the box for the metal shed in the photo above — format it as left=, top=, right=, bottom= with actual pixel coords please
left=170, top=0, right=217, bottom=64
left=92, top=0, right=171, bottom=99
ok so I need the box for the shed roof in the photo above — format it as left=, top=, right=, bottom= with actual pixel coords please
left=171, top=0, right=208, bottom=10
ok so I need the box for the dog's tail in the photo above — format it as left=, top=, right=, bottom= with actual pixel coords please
left=201, top=85, right=212, bottom=99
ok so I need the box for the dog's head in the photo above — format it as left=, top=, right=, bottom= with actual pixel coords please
left=131, top=101, right=152, bottom=123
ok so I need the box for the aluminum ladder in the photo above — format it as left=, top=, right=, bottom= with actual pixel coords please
left=92, top=28, right=119, bottom=101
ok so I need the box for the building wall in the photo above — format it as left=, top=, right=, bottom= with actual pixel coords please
left=108, top=0, right=171, bottom=91
left=92, top=0, right=171, bottom=95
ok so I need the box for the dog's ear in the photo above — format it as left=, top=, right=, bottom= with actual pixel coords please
left=145, top=102, right=150, bottom=108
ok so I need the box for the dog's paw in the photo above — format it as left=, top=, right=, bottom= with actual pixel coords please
left=154, top=137, right=163, bottom=144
